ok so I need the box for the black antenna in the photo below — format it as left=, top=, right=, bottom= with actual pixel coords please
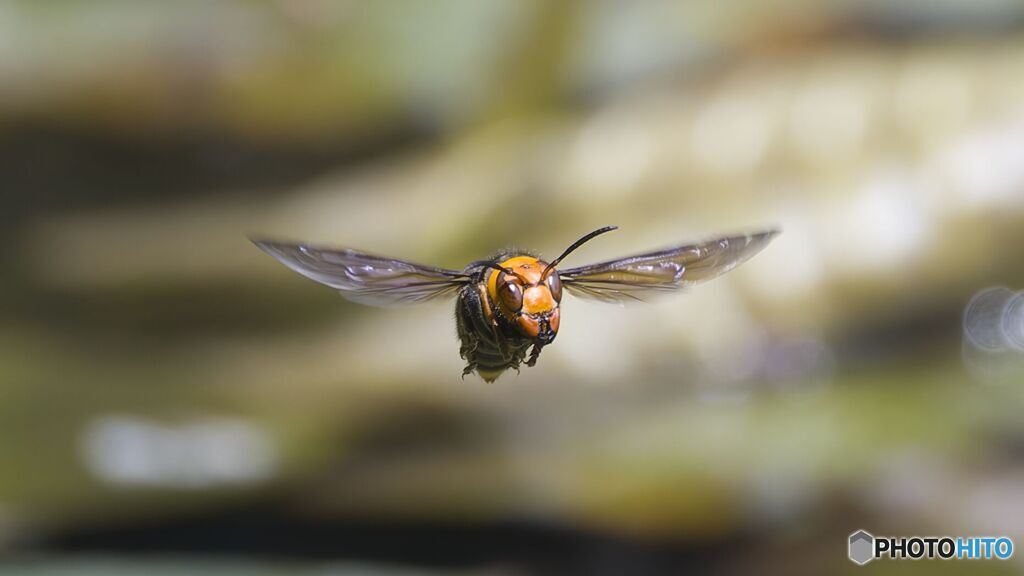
left=483, top=262, right=528, bottom=284
left=542, top=225, right=618, bottom=279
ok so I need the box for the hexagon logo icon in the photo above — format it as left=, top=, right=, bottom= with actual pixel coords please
left=849, top=530, right=874, bottom=565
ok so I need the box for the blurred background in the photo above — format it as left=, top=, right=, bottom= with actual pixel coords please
left=3, top=1, right=1024, bottom=574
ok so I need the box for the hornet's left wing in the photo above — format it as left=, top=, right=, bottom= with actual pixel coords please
left=559, top=230, right=778, bottom=304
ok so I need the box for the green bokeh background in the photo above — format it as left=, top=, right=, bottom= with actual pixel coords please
left=2, top=1, right=1024, bottom=574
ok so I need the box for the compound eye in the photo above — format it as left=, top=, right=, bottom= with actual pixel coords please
left=498, top=278, right=523, bottom=312
left=546, top=271, right=562, bottom=302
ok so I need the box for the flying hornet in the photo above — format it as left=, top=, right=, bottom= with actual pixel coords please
left=253, top=226, right=777, bottom=382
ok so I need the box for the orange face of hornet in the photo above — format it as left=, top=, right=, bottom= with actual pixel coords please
left=486, top=256, right=562, bottom=345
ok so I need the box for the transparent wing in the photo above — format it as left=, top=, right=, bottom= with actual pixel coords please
left=560, top=230, right=778, bottom=303
left=252, top=238, right=469, bottom=306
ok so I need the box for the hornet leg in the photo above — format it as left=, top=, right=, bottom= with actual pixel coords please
left=526, top=344, right=544, bottom=367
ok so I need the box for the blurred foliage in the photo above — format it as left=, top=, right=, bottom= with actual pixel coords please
left=2, top=0, right=1024, bottom=574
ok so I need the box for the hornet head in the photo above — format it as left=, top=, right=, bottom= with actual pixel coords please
left=485, top=226, right=619, bottom=345
left=487, top=256, right=561, bottom=344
